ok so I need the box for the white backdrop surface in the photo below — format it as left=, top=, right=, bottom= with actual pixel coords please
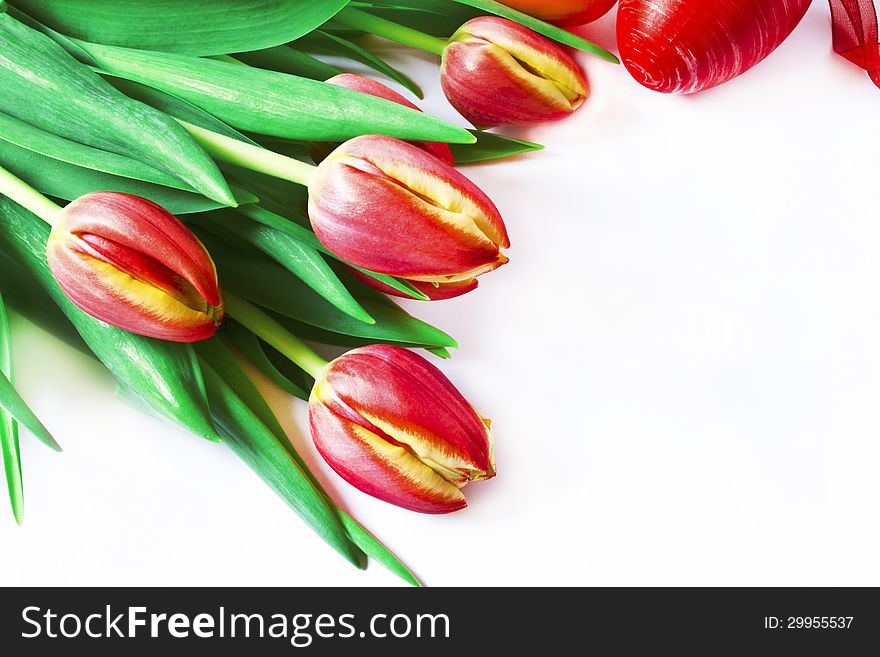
left=2, top=4, right=879, bottom=586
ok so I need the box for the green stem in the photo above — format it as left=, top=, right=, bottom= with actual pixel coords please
left=0, top=165, right=61, bottom=227
left=176, top=120, right=317, bottom=187
left=225, top=294, right=328, bottom=379
left=336, top=7, right=447, bottom=57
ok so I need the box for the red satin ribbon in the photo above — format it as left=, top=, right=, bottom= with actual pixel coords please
left=830, top=0, right=880, bottom=87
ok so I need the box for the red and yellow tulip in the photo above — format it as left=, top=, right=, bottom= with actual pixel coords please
left=308, top=134, right=509, bottom=300
left=309, top=345, right=495, bottom=514
left=46, top=192, right=223, bottom=342
left=498, top=0, right=618, bottom=26
left=441, top=16, right=589, bottom=127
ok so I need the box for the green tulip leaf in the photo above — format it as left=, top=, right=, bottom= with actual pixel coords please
left=199, top=337, right=419, bottom=585
left=452, top=130, right=544, bottom=164
left=97, top=72, right=261, bottom=147
left=0, top=110, right=190, bottom=190
left=12, top=0, right=350, bottom=56
left=200, top=370, right=362, bottom=569
left=340, top=1, right=480, bottom=37
left=0, top=291, right=23, bottom=524
left=72, top=41, right=475, bottom=144
left=217, top=320, right=310, bottom=401
left=235, top=46, right=342, bottom=81
left=232, top=203, right=429, bottom=301
left=0, top=140, right=256, bottom=215
left=0, top=13, right=235, bottom=204
left=196, top=211, right=375, bottom=325
left=0, top=325, right=60, bottom=452
left=202, top=236, right=457, bottom=349
left=262, top=345, right=317, bottom=399
left=297, top=30, right=423, bottom=98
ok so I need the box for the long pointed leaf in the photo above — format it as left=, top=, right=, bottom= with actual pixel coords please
left=0, top=291, right=23, bottom=525
left=204, top=238, right=458, bottom=348
left=338, top=515, right=420, bottom=586
left=13, top=0, right=350, bottom=56
left=235, top=202, right=429, bottom=301
left=199, top=337, right=419, bottom=585
left=235, top=46, right=342, bottom=81
left=0, top=375, right=60, bottom=452
left=218, top=320, right=311, bottom=401
left=73, top=41, right=476, bottom=143
left=199, top=357, right=364, bottom=570
left=97, top=72, right=262, bottom=147
left=297, top=30, right=423, bottom=98
left=451, top=130, right=544, bottom=164
left=341, top=1, right=480, bottom=37
left=198, top=211, right=376, bottom=325
left=0, top=13, right=235, bottom=204
left=0, top=110, right=191, bottom=190
left=0, top=140, right=256, bottom=215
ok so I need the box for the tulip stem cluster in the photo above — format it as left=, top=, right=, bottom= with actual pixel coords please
left=0, top=165, right=61, bottom=228
left=178, top=120, right=318, bottom=188
left=224, top=294, right=328, bottom=379
left=335, top=7, right=448, bottom=57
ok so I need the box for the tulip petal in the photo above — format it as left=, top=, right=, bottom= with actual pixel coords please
left=48, top=238, right=221, bottom=341
left=320, top=346, right=494, bottom=478
left=59, top=192, right=221, bottom=306
left=310, top=399, right=467, bottom=514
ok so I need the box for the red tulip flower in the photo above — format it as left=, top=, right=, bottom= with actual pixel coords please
left=47, top=192, right=223, bottom=341
left=308, top=135, right=509, bottom=300
left=309, top=345, right=495, bottom=514
left=499, top=0, right=618, bottom=26
left=325, top=74, right=455, bottom=166
left=441, top=16, right=589, bottom=127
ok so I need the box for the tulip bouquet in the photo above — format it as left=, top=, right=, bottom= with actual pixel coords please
left=2, top=0, right=857, bottom=584
left=0, top=0, right=615, bottom=584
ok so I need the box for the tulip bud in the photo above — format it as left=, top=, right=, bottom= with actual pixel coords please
left=309, top=345, right=495, bottom=513
left=47, top=191, right=223, bottom=342
left=308, top=135, right=509, bottom=299
left=441, top=16, right=589, bottom=127
left=319, top=74, right=455, bottom=166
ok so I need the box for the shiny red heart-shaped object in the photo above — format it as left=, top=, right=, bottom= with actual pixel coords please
left=617, top=0, right=813, bottom=94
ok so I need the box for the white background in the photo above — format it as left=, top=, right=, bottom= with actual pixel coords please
left=2, top=3, right=879, bottom=586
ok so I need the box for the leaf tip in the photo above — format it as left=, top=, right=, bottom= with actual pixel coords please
left=205, top=431, right=224, bottom=443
